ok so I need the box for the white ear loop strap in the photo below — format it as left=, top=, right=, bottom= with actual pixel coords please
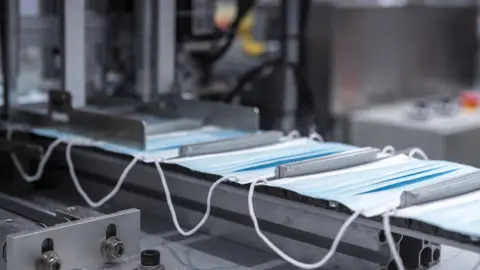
left=408, top=148, right=428, bottom=160
left=6, top=128, right=64, bottom=182
left=248, top=179, right=363, bottom=269
left=383, top=148, right=428, bottom=270
left=11, top=138, right=64, bottom=182
left=381, top=145, right=396, bottom=155
left=286, top=130, right=300, bottom=140
left=66, top=140, right=139, bottom=208
left=153, top=159, right=232, bottom=236
left=309, top=132, right=324, bottom=142
left=383, top=210, right=406, bottom=270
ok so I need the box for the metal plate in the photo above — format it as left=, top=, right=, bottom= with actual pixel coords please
left=5, top=209, right=140, bottom=270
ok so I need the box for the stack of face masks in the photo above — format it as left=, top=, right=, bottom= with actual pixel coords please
left=31, top=126, right=250, bottom=161
left=395, top=189, right=480, bottom=237
left=267, top=155, right=478, bottom=217
left=166, top=138, right=359, bottom=184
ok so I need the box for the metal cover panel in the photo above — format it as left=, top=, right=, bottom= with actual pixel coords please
left=5, top=209, right=140, bottom=270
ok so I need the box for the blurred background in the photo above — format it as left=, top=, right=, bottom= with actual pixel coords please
left=3, top=0, right=480, bottom=165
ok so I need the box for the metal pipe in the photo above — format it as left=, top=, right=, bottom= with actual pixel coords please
left=135, top=0, right=153, bottom=103
left=0, top=0, right=20, bottom=121
left=153, top=0, right=176, bottom=98
left=60, top=0, right=86, bottom=108
left=279, top=0, right=300, bottom=132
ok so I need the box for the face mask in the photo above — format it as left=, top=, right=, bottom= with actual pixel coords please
left=394, top=189, right=480, bottom=236
left=31, top=126, right=251, bottom=161
left=166, top=139, right=358, bottom=183
left=269, top=157, right=434, bottom=197
left=269, top=156, right=476, bottom=217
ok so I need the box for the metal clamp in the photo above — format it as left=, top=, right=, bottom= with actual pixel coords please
left=145, top=95, right=260, bottom=131
left=179, top=131, right=283, bottom=157
left=399, top=171, right=480, bottom=208
left=275, top=147, right=380, bottom=179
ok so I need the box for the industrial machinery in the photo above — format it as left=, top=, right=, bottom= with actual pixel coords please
left=350, top=94, right=480, bottom=168
left=3, top=1, right=480, bottom=270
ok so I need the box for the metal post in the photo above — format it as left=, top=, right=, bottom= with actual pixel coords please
left=0, top=0, right=20, bottom=120
left=153, top=0, right=176, bottom=97
left=135, top=0, right=153, bottom=103
left=279, top=0, right=300, bottom=132
left=61, top=0, right=86, bottom=108
left=40, top=0, right=58, bottom=80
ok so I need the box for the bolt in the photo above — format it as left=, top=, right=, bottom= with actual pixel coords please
left=66, top=207, right=76, bottom=212
left=37, top=251, right=62, bottom=270
left=101, top=237, right=125, bottom=261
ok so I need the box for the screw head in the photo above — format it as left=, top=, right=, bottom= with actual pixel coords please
left=37, top=251, right=62, bottom=270
left=101, top=237, right=125, bottom=261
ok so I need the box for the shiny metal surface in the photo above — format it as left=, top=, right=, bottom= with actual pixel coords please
left=5, top=209, right=140, bottom=270
left=305, top=6, right=477, bottom=116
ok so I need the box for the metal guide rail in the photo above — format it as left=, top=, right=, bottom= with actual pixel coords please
left=0, top=193, right=147, bottom=270
left=26, top=138, right=480, bottom=270
left=10, top=90, right=260, bottom=149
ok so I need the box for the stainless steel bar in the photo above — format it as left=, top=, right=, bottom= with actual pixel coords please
left=60, top=0, right=86, bottom=108
left=1, top=0, right=20, bottom=121
left=400, top=171, right=480, bottom=208
left=136, top=0, right=154, bottom=102
left=146, top=118, right=204, bottom=135
left=179, top=131, right=283, bottom=157
left=154, top=0, right=176, bottom=96
left=279, top=0, right=300, bottom=132
left=0, top=193, right=63, bottom=226
left=275, top=147, right=380, bottom=178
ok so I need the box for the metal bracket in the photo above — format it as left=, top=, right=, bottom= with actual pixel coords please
left=5, top=208, right=140, bottom=270
left=13, top=91, right=260, bottom=150
left=145, top=95, right=260, bottom=131
left=275, top=147, right=380, bottom=179
left=179, top=131, right=283, bottom=157
left=47, top=90, right=73, bottom=115
left=55, top=206, right=103, bottom=221
left=399, top=171, right=480, bottom=208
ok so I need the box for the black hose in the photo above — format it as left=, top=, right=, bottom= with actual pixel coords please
left=224, top=60, right=312, bottom=104
left=199, top=0, right=255, bottom=64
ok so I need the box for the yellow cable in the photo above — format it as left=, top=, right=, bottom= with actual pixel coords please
left=238, top=11, right=267, bottom=57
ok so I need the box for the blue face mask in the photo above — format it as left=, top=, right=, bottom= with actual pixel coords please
left=31, top=126, right=250, bottom=160
left=268, top=156, right=477, bottom=217
left=269, top=156, right=425, bottom=195
left=166, top=138, right=359, bottom=183
left=395, top=188, right=480, bottom=237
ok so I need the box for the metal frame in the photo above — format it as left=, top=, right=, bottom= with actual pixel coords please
left=5, top=208, right=140, bottom=270
left=12, top=91, right=260, bottom=149
left=154, top=0, right=176, bottom=96
left=61, top=0, right=86, bottom=108
left=37, top=143, right=480, bottom=269
left=1, top=0, right=20, bottom=121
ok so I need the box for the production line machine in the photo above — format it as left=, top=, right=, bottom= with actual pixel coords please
left=4, top=1, right=480, bottom=269
left=2, top=89, right=480, bottom=270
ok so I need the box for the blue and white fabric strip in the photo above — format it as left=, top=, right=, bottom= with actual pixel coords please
left=28, top=125, right=480, bottom=237
left=267, top=155, right=478, bottom=217
left=31, top=126, right=250, bottom=161
left=394, top=189, right=480, bottom=237
left=165, top=138, right=359, bottom=184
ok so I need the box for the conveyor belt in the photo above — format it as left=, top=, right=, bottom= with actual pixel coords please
left=21, top=135, right=480, bottom=269
left=8, top=122, right=480, bottom=270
